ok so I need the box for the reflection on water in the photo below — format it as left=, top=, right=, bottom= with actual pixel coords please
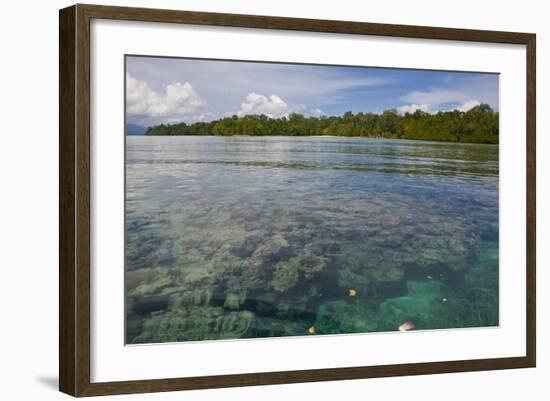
left=125, top=136, right=499, bottom=344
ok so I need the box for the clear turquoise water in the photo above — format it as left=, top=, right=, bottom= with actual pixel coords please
left=125, top=136, right=499, bottom=344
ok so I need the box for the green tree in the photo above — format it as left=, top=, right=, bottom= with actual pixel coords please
left=145, top=105, right=499, bottom=144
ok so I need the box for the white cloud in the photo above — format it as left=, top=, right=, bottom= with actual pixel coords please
left=397, top=103, right=431, bottom=115
left=400, top=81, right=494, bottom=113
left=454, top=99, right=481, bottom=112
left=126, top=73, right=206, bottom=120
left=127, top=57, right=396, bottom=118
left=307, top=108, right=325, bottom=117
left=397, top=99, right=482, bottom=115
left=400, top=89, right=469, bottom=105
left=239, top=92, right=290, bottom=118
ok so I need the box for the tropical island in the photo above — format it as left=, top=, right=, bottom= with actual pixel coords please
left=144, top=104, right=499, bottom=144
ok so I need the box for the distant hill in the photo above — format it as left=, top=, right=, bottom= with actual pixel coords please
left=125, top=124, right=148, bottom=135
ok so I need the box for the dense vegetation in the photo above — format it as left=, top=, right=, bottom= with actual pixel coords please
left=145, top=104, right=499, bottom=144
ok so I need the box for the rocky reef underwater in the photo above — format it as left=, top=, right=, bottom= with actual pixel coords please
left=125, top=190, right=498, bottom=344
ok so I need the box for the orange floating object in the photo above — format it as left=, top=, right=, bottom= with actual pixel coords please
left=348, top=289, right=358, bottom=297
left=308, top=326, right=316, bottom=334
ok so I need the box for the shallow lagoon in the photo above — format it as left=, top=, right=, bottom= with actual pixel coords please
left=125, top=136, right=499, bottom=344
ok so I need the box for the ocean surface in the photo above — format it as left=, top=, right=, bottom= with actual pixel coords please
left=125, top=136, right=499, bottom=344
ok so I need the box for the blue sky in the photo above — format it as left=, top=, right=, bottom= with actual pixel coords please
left=126, top=56, right=499, bottom=127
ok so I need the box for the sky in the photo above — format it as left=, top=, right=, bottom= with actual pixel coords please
left=125, top=55, right=499, bottom=127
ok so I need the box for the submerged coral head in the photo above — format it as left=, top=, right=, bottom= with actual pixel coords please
left=398, top=321, right=416, bottom=332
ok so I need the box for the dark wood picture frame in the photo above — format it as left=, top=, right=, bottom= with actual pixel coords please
left=59, top=3, right=536, bottom=397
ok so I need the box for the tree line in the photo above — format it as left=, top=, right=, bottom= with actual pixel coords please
left=144, top=104, right=499, bottom=144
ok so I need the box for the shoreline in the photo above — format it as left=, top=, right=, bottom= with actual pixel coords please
left=127, top=134, right=499, bottom=146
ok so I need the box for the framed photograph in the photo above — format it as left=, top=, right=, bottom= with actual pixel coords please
left=59, top=4, right=536, bottom=397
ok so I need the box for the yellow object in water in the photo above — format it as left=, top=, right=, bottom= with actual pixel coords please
left=348, top=289, right=358, bottom=297
left=308, top=326, right=316, bottom=334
